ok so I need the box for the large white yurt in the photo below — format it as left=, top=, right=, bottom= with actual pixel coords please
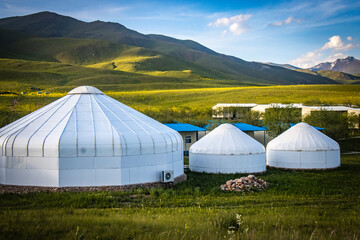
left=189, top=123, right=266, bottom=173
left=0, top=86, right=183, bottom=187
left=266, top=122, right=340, bottom=169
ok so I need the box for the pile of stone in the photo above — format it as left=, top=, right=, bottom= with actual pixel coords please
left=220, top=175, right=269, bottom=192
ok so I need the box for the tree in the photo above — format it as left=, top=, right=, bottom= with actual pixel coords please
left=348, top=112, right=360, bottom=136
left=304, top=110, right=349, bottom=139
left=242, top=110, right=262, bottom=126
left=263, top=106, right=302, bottom=137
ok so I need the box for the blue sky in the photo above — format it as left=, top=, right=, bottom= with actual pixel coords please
left=1, top=0, right=360, bottom=68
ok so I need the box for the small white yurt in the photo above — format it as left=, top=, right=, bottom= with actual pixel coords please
left=266, top=122, right=340, bottom=169
left=189, top=123, right=266, bottom=173
left=0, top=86, right=183, bottom=187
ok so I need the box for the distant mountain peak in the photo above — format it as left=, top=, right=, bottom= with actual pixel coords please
left=25, top=11, right=78, bottom=20
left=33, top=11, right=58, bottom=15
left=309, top=56, right=360, bottom=75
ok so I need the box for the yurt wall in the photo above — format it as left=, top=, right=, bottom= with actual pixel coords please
left=189, top=124, right=266, bottom=174
left=266, top=122, right=340, bottom=169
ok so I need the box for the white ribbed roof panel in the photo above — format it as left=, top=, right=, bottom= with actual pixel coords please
left=189, top=123, right=265, bottom=155
left=0, top=86, right=182, bottom=158
left=267, top=122, right=339, bottom=151
left=68, top=86, right=104, bottom=95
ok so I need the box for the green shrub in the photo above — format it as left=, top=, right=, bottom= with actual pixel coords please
left=304, top=110, right=349, bottom=139
left=264, top=106, right=302, bottom=137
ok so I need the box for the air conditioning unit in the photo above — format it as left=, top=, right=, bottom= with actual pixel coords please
left=161, top=170, right=174, bottom=183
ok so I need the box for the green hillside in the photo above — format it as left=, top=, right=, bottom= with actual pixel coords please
left=0, top=11, right=337, bottom=85
left=0, top=58, right=255, bottom=92
left=296, top=68, right=360, bottom=84
left=317, top=70, right=360, bottom=84
left=1, top=28, right=274, bottom=85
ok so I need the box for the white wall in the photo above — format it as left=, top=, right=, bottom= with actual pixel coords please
left=179, top=131, right=205, bottom=152
left=189, top=153, right=266, bottom=174
left=266, top=149, right=340, bottom=169
left=0, top=150, right=184, bottom=187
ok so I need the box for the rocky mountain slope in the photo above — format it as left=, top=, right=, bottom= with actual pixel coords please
left=309, top=56, right=360, bottom=75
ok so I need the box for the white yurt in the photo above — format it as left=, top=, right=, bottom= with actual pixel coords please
left=266, top=122, right=340, bottom=169
left=189, top=123, right=266, bottom=173
left=0, top=86, right=183, bottom=187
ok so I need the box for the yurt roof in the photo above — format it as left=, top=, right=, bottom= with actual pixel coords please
left=68, top=86, right=104, bottom=95
left=189, top=123, right=265, bottom=155
left=267, top=122, right=339, bottom=151
left=0, top=86, right=181, bottom=157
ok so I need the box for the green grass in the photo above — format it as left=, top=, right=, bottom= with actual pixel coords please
left=339, top=138, right=360, bottom=153
left=1, top=153, right=360, bottom=239
left=1, top=84, right=359, bottom=127
left=106, top=85, right=360, bottom=109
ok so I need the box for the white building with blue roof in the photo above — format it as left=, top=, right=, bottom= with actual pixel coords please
left=164, top=123, right=206, bottom=155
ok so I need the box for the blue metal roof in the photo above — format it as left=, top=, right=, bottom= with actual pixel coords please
left=204, top=122, right=266, bottom=131
left=233, top=123, right=267, bottom=131
left=164, top=123, right=206, bottom=132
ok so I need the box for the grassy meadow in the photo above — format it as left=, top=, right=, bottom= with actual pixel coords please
left=1, top=56, right=360, bottom=239
left=1, top=152, right=360, bottom=239
left=1, top=84, right=359, bottom=127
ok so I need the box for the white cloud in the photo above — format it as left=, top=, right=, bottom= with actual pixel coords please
left=325, top=52, right=347, bottom=62
left=208, top=14, right=252, bottom=35
left=320, top=35, right=353, bottom=51
left=290, top=35, right=356, bottom=68
left=209, top=17, right=230, bottom=27
left=269, top=16, right=300, bottom=27
left=289, top=51, right=323, bottom=68
left=284, top=16, right=295, bottom=24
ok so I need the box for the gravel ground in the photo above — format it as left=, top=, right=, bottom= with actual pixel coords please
left=0, top=173, right=187, bottom=194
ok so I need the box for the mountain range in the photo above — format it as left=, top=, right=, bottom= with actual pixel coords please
left=0, top=11, right=356, bottom=90
left=309, top=56, right=360, bottom=75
